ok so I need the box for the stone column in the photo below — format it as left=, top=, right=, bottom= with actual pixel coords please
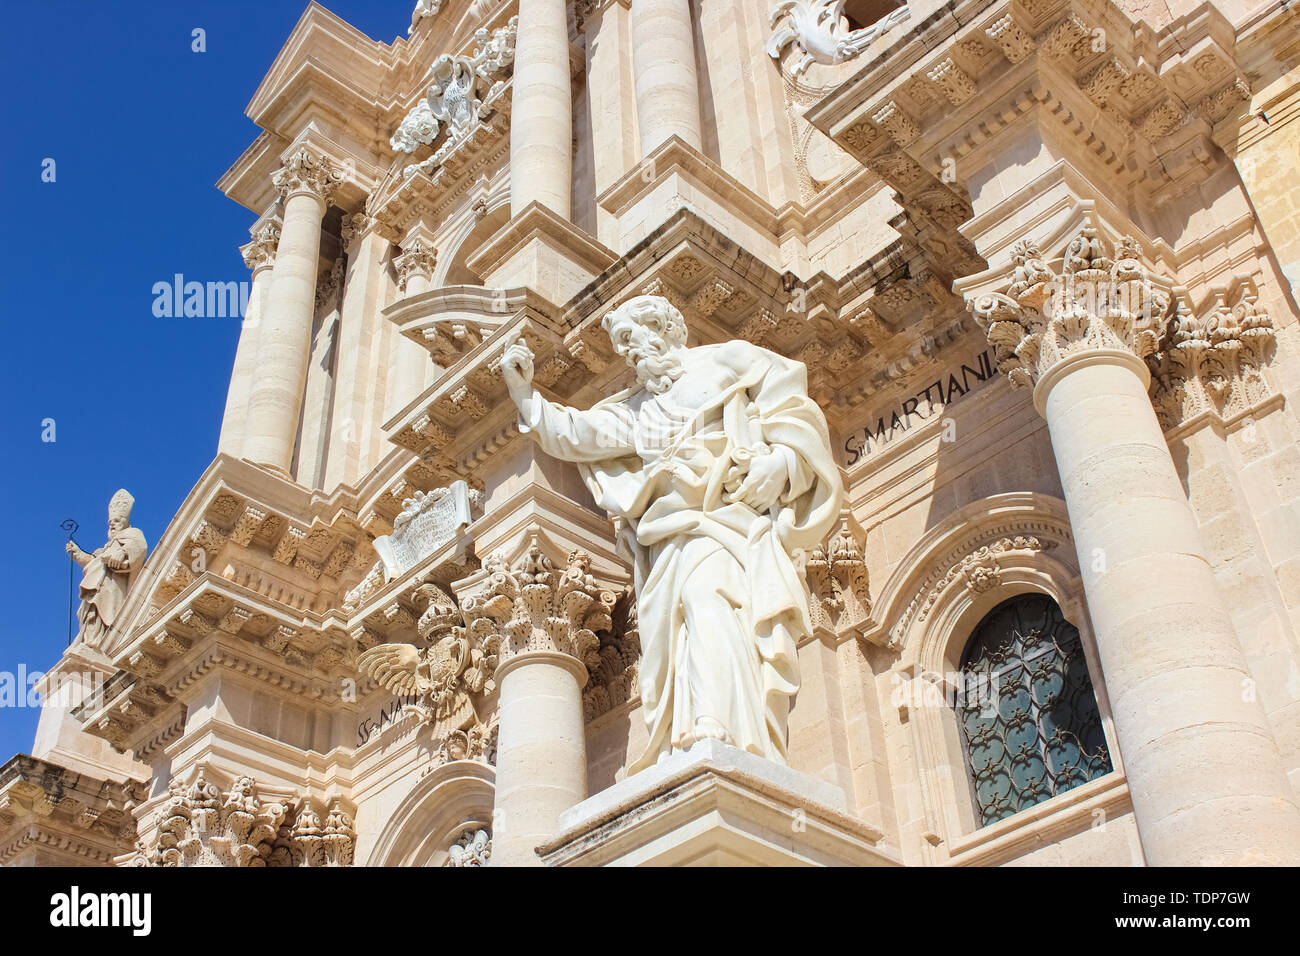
left=630, top=0, right=703, bottom=156
left=389, top=224, right=439, bottom=415
left=460, top=542, right=616, bottom=866
left=394, top=224, right=437, bottom=299
left=966, top=224, right=1300, bottom=866
left=510, top=0, right=572, bottom=217
left=323, top=213, right=389, bottom=490
left=217, top=221, right=279, bottom=458
left=243, top=150, right=337, bottom=474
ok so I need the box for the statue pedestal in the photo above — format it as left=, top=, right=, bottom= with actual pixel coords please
left=537, top=740, right=900, bottom=867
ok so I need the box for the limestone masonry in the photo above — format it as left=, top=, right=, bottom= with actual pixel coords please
left=5, top=0, right=1300, bottom=867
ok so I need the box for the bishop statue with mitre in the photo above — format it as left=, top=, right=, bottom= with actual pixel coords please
left=65, top=488, right=148, bottom=649
left=502, top=295, right=842, bottom=772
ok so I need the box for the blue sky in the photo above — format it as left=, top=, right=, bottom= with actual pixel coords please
left=0, top=1, right=411, bottom=764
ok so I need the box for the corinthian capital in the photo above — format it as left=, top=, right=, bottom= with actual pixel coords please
left=272, top=149, right=340, bottom=207
left=966, top=224, right=1173, bottom=393
left=240, top=221, right=280, bottom=273
left=460, top=542, right=617, bottom=676
left=395, top=236, right=437, bottom=293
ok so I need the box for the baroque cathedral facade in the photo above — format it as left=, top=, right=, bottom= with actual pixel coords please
left=4, top=0, right=1300, bottom=866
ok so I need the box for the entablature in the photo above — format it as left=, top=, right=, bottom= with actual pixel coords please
left=0, top=755, right=145, bottom=866
left=808, top=0, right=1275, bottom=211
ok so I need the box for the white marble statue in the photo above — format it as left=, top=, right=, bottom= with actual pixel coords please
left=767, top=0, right=911, bottom=76
left=502, top=296, right=843, bottom=771
left=409, top=0, right=441, bottom=35
left=65, top=489, right=148, bottom=649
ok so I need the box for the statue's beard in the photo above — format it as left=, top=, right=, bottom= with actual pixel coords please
left=630, top=347, right=683, bottom=395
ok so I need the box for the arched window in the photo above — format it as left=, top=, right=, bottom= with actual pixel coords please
left=954, top=594, right=1112, bottom=827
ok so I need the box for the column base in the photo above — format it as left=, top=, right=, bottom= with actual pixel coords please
left=536, top=740, right=900, bottom=867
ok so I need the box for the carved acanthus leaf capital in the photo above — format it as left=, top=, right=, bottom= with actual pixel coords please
left=395, top=237, right=438, bottom=292
left=341, top=212, right=372, bottom=247
left=273, top=150, right=341, bottom=207
left=241, top=221, right=280, bottom=273
left=1146, top=279, right=1277, bottom=432
left=461, top=543, right=618, bottom=674
left=966, top=225, right=1174, bottom=392
left=135, top=768, right=357, bottom=868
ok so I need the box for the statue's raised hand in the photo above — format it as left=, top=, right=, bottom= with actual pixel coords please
left=501, top=337, right=535, bottom=406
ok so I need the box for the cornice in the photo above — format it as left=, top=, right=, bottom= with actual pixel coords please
left=246, top=3, right=395, bottom=130
left=808, top=0, right=1275, bottom=227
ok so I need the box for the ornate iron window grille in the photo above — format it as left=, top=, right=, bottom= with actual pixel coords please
left=955, top=594, right=1113, bottom=827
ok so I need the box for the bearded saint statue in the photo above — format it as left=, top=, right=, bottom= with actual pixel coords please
left=65, top=489, right=148, bottom=649
left=501, top=295, right=842, bottom=772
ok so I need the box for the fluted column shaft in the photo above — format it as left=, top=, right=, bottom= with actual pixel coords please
left=631, top=0, right=702, bottom=155
left=243, top=152, right=335, bottom=473
left=510, top=0, right=572, bottom=217
left=218, top=224, right=278, bottom=458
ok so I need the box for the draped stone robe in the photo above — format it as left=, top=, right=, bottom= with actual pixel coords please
left=77, top=528, right=147, bottom=648
left=520, top=341, right=842, bottom=771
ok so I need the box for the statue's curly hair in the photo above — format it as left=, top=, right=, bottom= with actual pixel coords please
left=601, top=295, right=688, bottom=347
